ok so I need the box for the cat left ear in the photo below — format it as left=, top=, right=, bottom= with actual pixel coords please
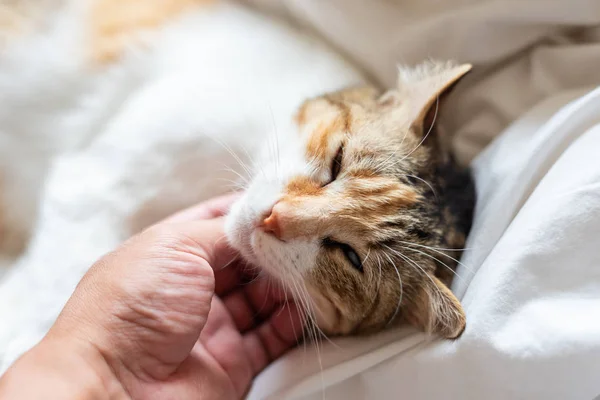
left=405, top=274, right=466, bottom=339
left=396, top=61, right=472, bottom=133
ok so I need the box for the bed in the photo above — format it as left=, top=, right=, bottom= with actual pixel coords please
left=1, top=1, right=600, bottom=398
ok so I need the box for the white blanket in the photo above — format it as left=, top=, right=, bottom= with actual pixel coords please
left=2, top=1, right=600, bottom=399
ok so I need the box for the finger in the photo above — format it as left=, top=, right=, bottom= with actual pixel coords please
left=200, top=297, right=253, bottom=397
left=242, top=303, right=303, bottom=374
left=213, top=259, right=243, bottom=296
left=154, top=193, right=251, bottom=295
left=222, top=290, right=257, bottom=333
left=222, top=277, right=284, bottom=326
left=163, top=192, right=242, bottom=223
left=242, top=275, right=290, bottom=311
left=221, top=276, right=287, bottom=333
left=154, top=218, right=244, bottom=290
left=221, top=276, right=282, bottom=332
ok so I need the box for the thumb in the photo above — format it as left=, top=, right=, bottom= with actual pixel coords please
left=158, top=217, right=238, bottom=271
left=49, top=218, right=232, bottom=381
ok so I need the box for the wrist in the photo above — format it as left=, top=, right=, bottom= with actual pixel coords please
left=0, top=336, right=129, bottom=400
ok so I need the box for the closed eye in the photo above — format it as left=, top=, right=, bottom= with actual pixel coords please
left=323, top=237, right=363, bottom=273
left=329, top=144, right=344, bottom=182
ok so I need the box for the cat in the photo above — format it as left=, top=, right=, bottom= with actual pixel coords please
left=226, top=61, right=476, bottom=339
left=0, top=0, right=472, bottom=351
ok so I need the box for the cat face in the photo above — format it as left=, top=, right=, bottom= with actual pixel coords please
left=226, top=61, right=475, bottom=339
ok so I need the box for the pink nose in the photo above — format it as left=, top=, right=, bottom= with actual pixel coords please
left=260, top=207, right=282, bottom=240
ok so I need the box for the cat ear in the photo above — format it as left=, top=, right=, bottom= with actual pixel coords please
left=405, top=274, right=466, bottom=339
left=396, top=61, right=472, bottom=132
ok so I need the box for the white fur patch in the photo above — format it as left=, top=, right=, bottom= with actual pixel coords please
left=225, top=124, right=321, bottom=280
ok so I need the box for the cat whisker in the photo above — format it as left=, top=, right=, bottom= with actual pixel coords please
left=404, top=174, right=438, bottom=200
left=299, top=281, right=337, bottom=348
left=362, top=247, right=372, bottom=267
left=267, top=133, right=277, bottom=178
left=382, top=251, right=403, bottom=327
left=230, top=130, right=256, bottom=178
left=217, top=254, right=239, bottom=271
left=201, top=131, right=253, bottom=179
left=285, top=272, right=327, bottom=394
left=401, top=245, right=468, bottom=283
left=358, top=252, right=385, bottom=326
left=254, top=275, right=273, bottom=317
left=217, top=163, right=250, bottom=185
left=286, top=262, right=337, bottom=348
left=374, top=118, right=414, bottom=174
left=377, top=95, right=440, bottom=174
left=210, top=234, right=229, bottom=251
left=400, top=241, right=474, bottom=252
left=373, top=252, right=384, bottom=295
left=385, top=246, right=441, bottom=300
left=216, top=178, right=246, bottom=191
left=375, top=149, right=400, bottom=174
left=285, top=264, right=320, bottom=340
left=399, top=96, right=439, bottom=162
left=295, top=279, right=330, bottom=398
left=398, top=240, right=474, bottom=273
left=290, top=290, right=310, bottom=361
left=281, top=271, right=309, bottom=356
left=266, top=103, right=282, bottom=182
left=284, top=273, right=309, bottom=349
left=243, top=271, right=265, bottom=286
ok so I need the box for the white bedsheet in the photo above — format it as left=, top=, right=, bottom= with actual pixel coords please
left=2, top=1, right=600, bottom=399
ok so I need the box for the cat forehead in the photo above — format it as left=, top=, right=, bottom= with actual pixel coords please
left=295, top=97, right=425, bottom=182
left=296, top=92, right=416, bottom=164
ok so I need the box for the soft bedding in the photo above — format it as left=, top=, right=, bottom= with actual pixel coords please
left=2, top=1, right=600, bottom=399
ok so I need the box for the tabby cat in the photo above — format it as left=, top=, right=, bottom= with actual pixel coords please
left=226, top=62, right=476, bottom=339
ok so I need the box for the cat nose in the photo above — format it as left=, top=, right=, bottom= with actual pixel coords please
left=261, top=207, right=282, bottom=240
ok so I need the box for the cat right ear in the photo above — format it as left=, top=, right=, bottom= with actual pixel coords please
left=405, top=274, right=466, bottom=339
left=395, top=61, right=472, bottom=133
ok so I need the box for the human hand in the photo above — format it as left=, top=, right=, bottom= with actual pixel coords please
left=0, top=193, right=302, bottom=399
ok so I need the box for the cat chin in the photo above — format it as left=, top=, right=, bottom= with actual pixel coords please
left=226, top=193, right=347, bottom=332
left=304, top=285, right=355, bottom=335
left=228, top=224, right=354, bottom=335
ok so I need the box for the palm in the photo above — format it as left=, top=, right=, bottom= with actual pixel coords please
left=49, top=194, right=302, bottom=400
left=125, top=259, right=300, bottom=400
left=94, top=195, right=303, bottom=400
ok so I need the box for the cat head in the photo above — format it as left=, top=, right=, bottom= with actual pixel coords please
left=226, top=61, right=475, bottom=339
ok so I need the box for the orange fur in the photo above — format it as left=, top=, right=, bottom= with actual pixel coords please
left=305, top=113, right=347, bottom=160
left=0, top=3, right=20, bottom=33
left=89, top=0, right=215, bottom=64
left=285, top=176, right=323, bottom=197
left=295, top=98, right=335, bottom=127
left=0, top=2, right=36, bottom=46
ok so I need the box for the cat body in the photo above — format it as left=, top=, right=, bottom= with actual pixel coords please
left=0, top=0, right=365, bottom=253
